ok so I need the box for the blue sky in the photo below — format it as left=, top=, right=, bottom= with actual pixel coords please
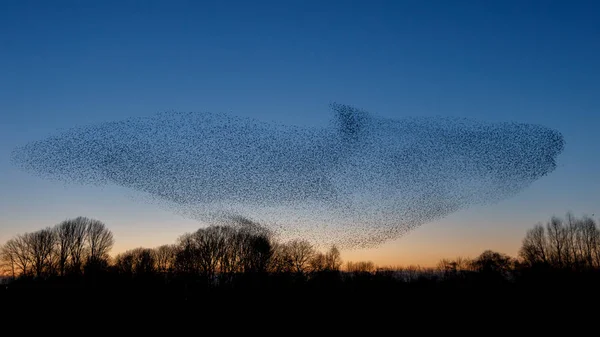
left=1, top=0, right=599, bottom=265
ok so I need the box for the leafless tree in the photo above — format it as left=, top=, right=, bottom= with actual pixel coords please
left=546, top=216, right=567, bottom=268
left=284, top=239, right=315, bottom=275
left=237, top=225, right=273, bottom=273
left=134, top=248, right=156, bottom=275
left=174, top=233, right=199, bottom=274
left=471, top=250, right=513, bottom=280
left=324, top=245, right=342, bottom=271
left=520, top=214, right=600, bottom=271
left=574, top=216, right=599, bottom=269
left=346, top=261, right=376, bottom=274
left=0, top=236, right=31, bottom=277
left=69, top=217, right=89, bottom=274
left=27, top=228, right=57, bottom=278
left=309, top=252, right=326, bottom=273
left=114, top=247, right=156, bottom=276
left=114, top=250, right=135, bottom=275
left=54, top=218, right=88, bottom=276
left=519, top=224, right=549, bottom=267
left=194, top=226, right=228, bottom=282
left=0, top=242, right=16, bottom=279
left=86, top=218, right=114, bottom=268
left=269, top=242, right=293, bottom=273
left=437, top=256, right=473, bottom=279
left=153, top=244, right=177, bottom=274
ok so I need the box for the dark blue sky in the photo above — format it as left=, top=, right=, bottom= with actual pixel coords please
left=1, top=0, right=599, bottom=264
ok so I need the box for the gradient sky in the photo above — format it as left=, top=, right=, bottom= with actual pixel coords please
left=1, top=0, right=599, bottom=267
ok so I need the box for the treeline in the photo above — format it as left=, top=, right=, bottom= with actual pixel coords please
left=436, top=212, right=600, bottom=278
left=0, top=216, right=343, bottom=286
left=111, top=224, right=342, bottom=285
left=0, top=217, right=113, bottom=279
left=2, top=212, right=600, bottom=291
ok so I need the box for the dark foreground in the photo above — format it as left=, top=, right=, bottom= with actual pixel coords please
left=3, top=270, right=600, bottom=308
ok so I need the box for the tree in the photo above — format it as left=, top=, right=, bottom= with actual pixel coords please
left=269, top=242, right=293, bottom=273
left=0, top=236, right=31, bottom=277
left=174, top=233, right=199, bottom=275
left=27, top=228, right=57, bottom=278
left=134, top=248, right=156, bottom=275
left=346, top=261, right=375, bottom=274
left=0, top=242, right=16, bottom=279
left=194, top=226, right=227, bottom=282
left=153, top=244, right=176, bottom=274
left=114, top=250, right=135, bottom=275
left=519, top=224, right=549, bottom=267
left=546, top=216, right=567, bottom=268
left=309, top=253, right=326, bottom=273
left=67, top=217, right=88, bottom=274
left=471, top=250, right=513, bottom=281
left=519, top=214, right=600, bottom=271
left=284, top=239, right=315, bottom=275
left=85, top=218, right=114, bottom=269
left=437, top=256, right=473, bottom=279
left=237, top=225, right=273, bottom=273
left=54, top=218, right=88, bottom=276
left=324, top=245, right=342, bottom=271
left=572, top=215, right=599, bottom=270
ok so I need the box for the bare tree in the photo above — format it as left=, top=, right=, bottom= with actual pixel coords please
left=520, top=214, right=600, bottom=271
left=27, top=228, right=57, bottom=278
left=226, top=226, right=250, bottom=274
left=546, top=216, right=567, bottom=268
left=54, top=218, right=89, bottom=276
left=284, top=239, right=314, bottom=275
left=325, top=245, right=342, bottom=271
left=237, top=225, right=273, bottom=273
left=153, top=244, right=177, bottom=274
left=174, top=233, right=200, bottom=274
left=86, top=218, right=114, bottom=270
left=1, top=236, right=31, bottom=277
left=346, top=261, right=375, bottom=274
left=114, top=250, right=135, bottom=275
left=519, top=224, right=549, bottom=267
left=575, top=216, right=599, bottom=269
left=133, top=248, right=156, bottom=275
left=593, top=225, right=600, bottom=268
left=437, top=256, right=473, bottom=279
left=0, top=242, right=16, bottom=279
left=309, top=252, right=326, bottom=273
left=269, top=242, right=293, bottom=273
left=69, top=217, right=89, bottom=274
left=55, top=221, right=72, bottom=276
left=471, top=250, right=513, bottom=280
left=194, top=226, right=227, bottom=282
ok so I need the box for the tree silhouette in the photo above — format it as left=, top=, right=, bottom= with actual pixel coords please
left=284, top=239, right=314, bottom=275
left=3, top=211, right=600, bottom=300
left=519, top=213, right=600, bottom=271
left=27, top=228, right=57, bottom=278
left=0, top=240, right=17, bottom=279
left=54, top=217, right=88, bottom=276
left=153, top=244, right=177, bottom=274
left=309, top=252, right=327, bottom=273
left=86, top=218, right=114, bottom=268
left=519, top=224, right=549, bottom=268
left=471, top=250, right=513, bottom=282
left=325, top=245, right=342, bottom=271
left=1, top=235, right=31, bottom=277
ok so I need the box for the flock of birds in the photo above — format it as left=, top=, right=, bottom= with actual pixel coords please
left=12, top=104, right=565, bottom=248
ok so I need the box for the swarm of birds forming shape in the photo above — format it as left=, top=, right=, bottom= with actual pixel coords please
left=12, top=104, right=565, bottom=248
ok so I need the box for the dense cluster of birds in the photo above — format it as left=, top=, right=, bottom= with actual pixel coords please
left=12, top=104, right=565, bottom=248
